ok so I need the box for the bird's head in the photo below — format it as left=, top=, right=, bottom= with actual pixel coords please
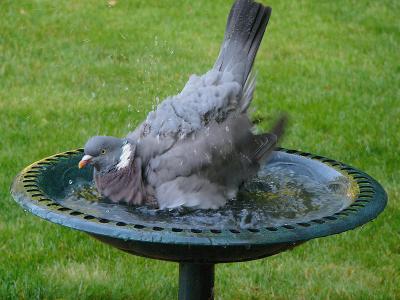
left=79, top=136, right=133, bottom=172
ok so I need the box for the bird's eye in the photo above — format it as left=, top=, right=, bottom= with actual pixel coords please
left=101, top=149, right=106, bottom=155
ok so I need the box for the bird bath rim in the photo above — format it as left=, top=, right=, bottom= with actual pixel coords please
left=11, top=148, right=387, bottom=248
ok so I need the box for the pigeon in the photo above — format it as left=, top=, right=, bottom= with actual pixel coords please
left=79, top=0, right=286, bottom=210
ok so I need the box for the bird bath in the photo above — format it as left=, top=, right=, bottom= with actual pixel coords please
left=11, top=148, right=386, bottom=300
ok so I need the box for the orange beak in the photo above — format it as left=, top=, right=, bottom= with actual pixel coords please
left=78, top=155, right=93, bottom=169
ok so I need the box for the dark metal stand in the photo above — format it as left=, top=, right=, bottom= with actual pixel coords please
left=178, top=263, right=215, bottom=300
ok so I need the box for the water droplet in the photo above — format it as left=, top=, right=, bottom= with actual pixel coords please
left=225, top=126, right=230, bottom=132
left=69, top=180, right=73, bottom=185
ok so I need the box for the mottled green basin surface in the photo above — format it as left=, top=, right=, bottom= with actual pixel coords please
left=11, top=148, right=386, bottom=263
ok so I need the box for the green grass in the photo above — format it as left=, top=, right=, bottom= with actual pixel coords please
left=1, top=0, right=399, bottom=299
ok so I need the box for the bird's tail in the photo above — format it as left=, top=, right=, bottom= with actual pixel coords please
left=213, top=0, right=271, bottom=86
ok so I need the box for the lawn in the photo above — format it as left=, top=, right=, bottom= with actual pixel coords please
left=1, top=0, right=399, bottom=299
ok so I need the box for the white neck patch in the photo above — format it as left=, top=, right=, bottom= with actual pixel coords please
left=116, top=143, right=132, bottom=170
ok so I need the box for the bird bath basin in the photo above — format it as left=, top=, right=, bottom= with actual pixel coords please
left=11, top=148, right=387, bottom=299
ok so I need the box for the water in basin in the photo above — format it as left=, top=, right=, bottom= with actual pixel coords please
left=56, top=152, right=357, bottom=229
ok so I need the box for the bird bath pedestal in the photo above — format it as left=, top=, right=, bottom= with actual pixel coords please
left=11, top=148, right=387, bottom=300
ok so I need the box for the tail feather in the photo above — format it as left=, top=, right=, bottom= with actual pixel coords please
left=214, top=0, right=271, bottom=85
left=240, top=70, right=257, bottom=112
